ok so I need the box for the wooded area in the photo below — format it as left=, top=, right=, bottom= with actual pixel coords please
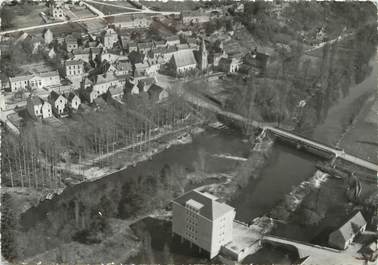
left=1, top=94, right=206, bottom=189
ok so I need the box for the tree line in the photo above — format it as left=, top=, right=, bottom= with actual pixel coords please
left=1, top=94, right=207, bottom=189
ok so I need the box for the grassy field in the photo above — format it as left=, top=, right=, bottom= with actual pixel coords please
left=140, top=0, right=202, bottom=11
left=89, top=2, right=136, bottom=15
left=2, top=3, right=48, bottom=30
left=93, top=0, right=136, bottom=9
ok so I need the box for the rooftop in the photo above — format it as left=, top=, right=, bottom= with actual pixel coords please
left=173, top=190, right=234, bottom=220
left=171, top=50, right=197, bottom=68
left=333, top=211, right=367, bottom=241
left=65, top=59, right=83, bottom=66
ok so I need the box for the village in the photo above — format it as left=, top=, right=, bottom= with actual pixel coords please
left=0, top=1, right=377, bottom=265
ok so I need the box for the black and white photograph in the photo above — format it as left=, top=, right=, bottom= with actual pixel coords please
left=0, top=0, right=377, bottom=264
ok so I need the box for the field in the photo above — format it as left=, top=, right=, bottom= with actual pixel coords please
left=1, top=3, right=48, bottom=30
left=140, top=0, right=202, bottom=11
left=65, top=6, right=96, bottom=19
left=93, top=0, right=136, bottom=9
left=88, top=2, right=136, bottom=15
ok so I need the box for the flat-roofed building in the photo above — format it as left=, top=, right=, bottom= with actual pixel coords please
left=172, top=190, right=236, bottom=259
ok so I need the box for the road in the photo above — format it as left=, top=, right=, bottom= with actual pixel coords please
left=263, top=235, right=364, bottom=265
left=0, top=1, right=180, bottom=35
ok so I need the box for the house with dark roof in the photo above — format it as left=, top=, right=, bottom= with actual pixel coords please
left=48, top=90, right=67, bottom=116
left=172, top=190, right=235, bottom=259
left=328, top=211, right=367, bottom=250
left=147, top=84, right=168, bottom=103
left=169, top=50, right=197, bottom=75
left=66, top=92, right=81, bottom=111
left=26, top=96, right=52, bottom=119
left=218, top=57, right=241, bottom=73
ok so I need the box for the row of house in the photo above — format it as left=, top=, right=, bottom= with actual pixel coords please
left=26, top=90, right=80, bottom=119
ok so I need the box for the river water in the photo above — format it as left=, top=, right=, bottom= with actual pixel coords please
left=19, top=50, right=377, bottom=264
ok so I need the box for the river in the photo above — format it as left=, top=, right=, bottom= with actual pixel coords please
left=18, top=50, right=377, bottom=265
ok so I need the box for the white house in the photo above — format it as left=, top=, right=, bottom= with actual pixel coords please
left=93, top=73, right=120, bottom=96
left=9, top=73, right=34, bottom=92
left=65, top=59, right=84, bottom=81
left=43, top=29, right=54, bottom=45
left=102, top=27, right=118, bottom=49
left=27, top=96, right=53, bottom=119
left=172, top=190, right=235, bottom=259
left=48, top=90, right=67, bottom=116
left=50, top=4, right=65, bottom=20
left=65, top=36, right=78, bottom=52
left=66, top=92, right=81, bottom=111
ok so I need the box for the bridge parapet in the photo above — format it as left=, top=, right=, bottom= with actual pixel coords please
left=263, top=235, right=341, bottom=259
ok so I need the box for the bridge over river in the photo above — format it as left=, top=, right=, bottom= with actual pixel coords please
left=182, top=89, right=378, bottom=174
left=262, top=235, right=363, bottom=265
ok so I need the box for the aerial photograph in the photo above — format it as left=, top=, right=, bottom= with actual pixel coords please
left=0, top=0, right=377, bottom=264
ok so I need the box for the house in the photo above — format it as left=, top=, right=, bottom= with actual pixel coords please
left=169, top=50, right=197, bottom=75
left=172, top=190, right=236, bottom=259
left=107, top=86, right=124, bottom=101
left=102, top=27, right=118, bottom=49
left=218, top=57, right=241, bottom=73
left=328, top=211, right=367, bottom=250
left=66, top=92, right=81, bottom=111
left=82, top=86, right=98, bottom=103
left=48, top=48, right=56, bottom=59
left=134, top=62, right=149, bottom=76
left=154, top=40, right=167, bottom=48
left=31, top=71, right=60, bottom=89
left=9, top=73, right=34, bottom=92
left=145, top=57, right=164, bottom=76
left=65, top=59, right=84, bottom=80
left=0, top=90, right=6, bottom=111
left=211, top=51, right=228, bottom=67
left=48, top=90, right=67, bottom=116
left=110, top=14, right=151, bottom=29
left=43, top=29, right=54, bottom=45
left=165, top=35, right=180, bottom=47
left=27, top=96, right=53, bottom=119
left=50, top=4, right=65, bottom=20
left=136, top=77, right=156, bottom=92
left=93, top=73, right=120, bottom=96
left=148, top=84, right=168, bottom=103
left=128, top=42, right=138, bottom=53
left=150, top=46, right=177, bottom=62
left=93, top=96, right=108, bottom=110
left=113, top=59, right=132, bottom=76
left=137, top=42, right=154, bottom=54
left=65, top=36, right=78, bottom=52
left=243, top=49, right=270, bottom=74
left=72, top=48, right=91, bottom=63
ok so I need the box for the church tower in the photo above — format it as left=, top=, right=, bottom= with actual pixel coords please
left=198, top=38, right=208, bottom=71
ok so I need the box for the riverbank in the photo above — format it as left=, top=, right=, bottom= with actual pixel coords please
left=59, top=123, right=201, bottom=184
